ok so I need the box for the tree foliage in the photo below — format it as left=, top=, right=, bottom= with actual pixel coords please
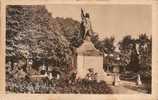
left=118, top=35, right=134, bottom=71
left=50, top=17, right=83, bottom=48
left=91, top=34, right=115, bottom=54
left=136, top=34, right=152, bottom=79
left=101, top=37, right=115, bottom=54
left=6, top=5, right=73, bottom=73
left=118, top=34, right=152, bottom=79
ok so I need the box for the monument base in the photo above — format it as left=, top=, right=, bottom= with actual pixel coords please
left=76, top=37, right=105, bottom=80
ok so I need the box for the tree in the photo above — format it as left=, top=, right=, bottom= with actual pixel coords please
left=136, top=34, right=152, bottom=79
left=101, top=37, right=115, bottom=54
left=118, top=35, right=135, bottom=73
left=119, top=35, right=134, bottom=53
left=52, top=17, right=83, bottom=48
left=6, top=5, right=72, bottom=74
left=91, top=35, right=115, bottom=54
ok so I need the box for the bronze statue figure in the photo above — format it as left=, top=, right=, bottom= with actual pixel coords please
left=81, top=8, right=93, bottom=40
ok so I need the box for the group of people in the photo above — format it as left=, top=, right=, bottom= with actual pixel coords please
left=6, top=60, right=61, bottom=93
left=6, top=60, right=113, bottom=94
left=85, top=68, right=98, bottom=82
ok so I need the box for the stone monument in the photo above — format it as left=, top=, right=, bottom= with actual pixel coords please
left=76, top=9, right=106, bottom=80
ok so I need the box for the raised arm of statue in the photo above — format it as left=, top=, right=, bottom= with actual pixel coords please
left=81, top=8, right=85, bottom=21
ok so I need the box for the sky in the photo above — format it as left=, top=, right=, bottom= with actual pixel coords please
left=46, top=4, right=151, bottom=44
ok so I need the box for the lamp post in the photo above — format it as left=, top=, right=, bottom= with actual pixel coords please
left=113, top=56, right=120, bottom=86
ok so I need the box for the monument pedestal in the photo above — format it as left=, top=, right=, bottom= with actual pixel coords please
left=76, top=38, right=105, bottom=80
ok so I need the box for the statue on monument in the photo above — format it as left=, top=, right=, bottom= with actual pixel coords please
left=81, top=8, right=93, bottom=41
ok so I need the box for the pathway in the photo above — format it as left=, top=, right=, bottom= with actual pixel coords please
left=101, top=73, right=148, bottom=94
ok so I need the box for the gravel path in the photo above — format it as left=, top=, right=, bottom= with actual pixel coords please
left=102, top=74, right=148, bottom=94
